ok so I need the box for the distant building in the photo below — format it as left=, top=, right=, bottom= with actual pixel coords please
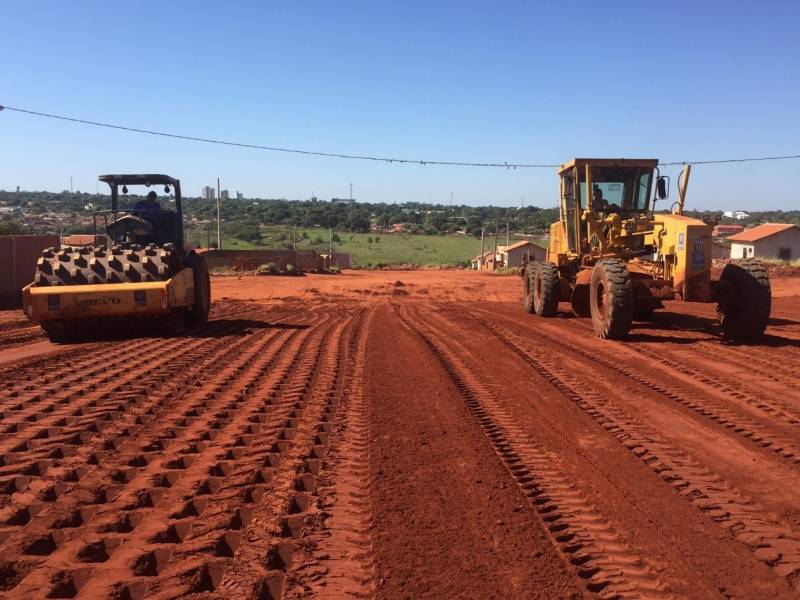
left=728, top=223, right=800, bottom=261
left=236, top=191, right=243, bottom=200
left=713, top=224, right=744, bottom=237
left=498, top=240, right=547, bottom=268
left=63, top=234, right=96, bottom=246
left=723, top=211, right=750, bottom=220
left=221, top=190, right=230, bottom=200
left=711, top=238, right=730, bottom=259
left=201, top=186, right=215, bottom=200
left=331, top=197, right=356, bottom=205
left=472, top=240, right=547, bottom=270
left=471, top=250, right=495, bottom=270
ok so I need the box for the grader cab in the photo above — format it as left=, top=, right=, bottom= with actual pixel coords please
left=523, top=158, right=771, bottom=340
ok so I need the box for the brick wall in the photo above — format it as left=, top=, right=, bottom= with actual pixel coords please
left=0, top=235, right=60, bottom=298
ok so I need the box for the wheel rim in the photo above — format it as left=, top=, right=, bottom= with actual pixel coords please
left=595, top=281, right=606, bottom=323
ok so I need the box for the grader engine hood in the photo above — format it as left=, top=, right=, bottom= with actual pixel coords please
left=651, top=214, right=713, bottom=301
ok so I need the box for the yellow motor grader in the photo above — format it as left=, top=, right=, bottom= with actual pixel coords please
left=522, top=158, right=771, bottom=340
left=22, top=174, right=211, bottom=343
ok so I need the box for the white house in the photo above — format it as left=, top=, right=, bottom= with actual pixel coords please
left=727, top=223, right=800, bottom=261
left=723, top=211, right=751, bottom=220
left=497, top=240, right=547, bottom=268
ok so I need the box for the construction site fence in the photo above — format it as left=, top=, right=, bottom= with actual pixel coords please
left=202, top=249, right=351, bottom=272
left=0, top=235, right=60, bottom=305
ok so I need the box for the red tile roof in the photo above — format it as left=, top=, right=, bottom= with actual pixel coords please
left=63, top=234, right=96, bottom=246
left=500, top=240, right=538, bottom=252
left=727, top=223, right=798, bottom=243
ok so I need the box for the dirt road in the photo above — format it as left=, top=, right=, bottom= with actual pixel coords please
left=0, top=270, right=798, bottom=599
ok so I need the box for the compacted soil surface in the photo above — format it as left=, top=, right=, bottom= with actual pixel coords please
left=0, top=270, right=798, bottom=599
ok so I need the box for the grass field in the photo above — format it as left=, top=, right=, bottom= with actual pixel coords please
left=259, top=226, right=505, bottom=267
left=189, top=225, right=544, bottom=267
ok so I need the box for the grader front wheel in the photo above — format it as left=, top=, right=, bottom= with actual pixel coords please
left=589, top=259, right=633, bottom=339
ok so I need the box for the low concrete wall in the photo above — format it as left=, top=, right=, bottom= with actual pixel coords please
left=0, top=235, right=60, bottom=300
left=204, top=249, right=320, bottom=272
left=202, top=249, right=353, bottom=271
left=330, top=252, right=352, bottom=269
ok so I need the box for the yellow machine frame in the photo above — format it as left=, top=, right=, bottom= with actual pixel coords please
left=22, top=268, right=195, bottom=322
left=547, top=158, right=710, bottom=301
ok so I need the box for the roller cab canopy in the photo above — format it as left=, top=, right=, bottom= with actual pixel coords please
left=99, top=174, right=180, bottom=187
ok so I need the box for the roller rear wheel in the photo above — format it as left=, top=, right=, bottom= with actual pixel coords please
left=186, top=253, right=211, bottom=326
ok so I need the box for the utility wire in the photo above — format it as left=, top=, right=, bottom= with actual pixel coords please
left=0, top=104, right=556, bottom=169
left=660, top=155, right=800, bottom=165
left=2, top=104, right=799, bottom=168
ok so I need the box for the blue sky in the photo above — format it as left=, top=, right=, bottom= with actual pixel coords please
left=1, top=1, right=798, bottom=209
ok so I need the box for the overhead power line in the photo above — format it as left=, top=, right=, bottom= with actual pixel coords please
left=2, top=104, right=799, bottom=169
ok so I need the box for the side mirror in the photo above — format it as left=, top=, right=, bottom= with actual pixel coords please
left=656, top=177, right=668, bottom=199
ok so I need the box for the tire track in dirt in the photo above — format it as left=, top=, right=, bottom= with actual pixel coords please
left=216, top=311, right=357, bottom=599
left=566, top=313, right=800, bottom=422
left=284, top=306, right=377, bottom=599
left=0, top=325, right=42, bottom=349
left=396, top=305, right=669, bottom=599
left=0, top=307, right=302, bottom=496
left=0, top=306, right=318, bottom=597
left=465, top=310, right=800, bottom=587
left=470, top=306, right=800, bottom=469
left=71, top=313, right=321, bottom=599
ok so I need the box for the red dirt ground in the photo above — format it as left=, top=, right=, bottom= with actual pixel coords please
left=0, top=270, right=798, bottom=599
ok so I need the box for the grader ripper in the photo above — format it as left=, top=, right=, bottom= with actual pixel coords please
left=22, top=174, right=211, bottom=343
left=523, top=158, right=771, bottom=340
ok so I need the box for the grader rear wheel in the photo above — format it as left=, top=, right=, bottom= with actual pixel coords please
left=589, top=259, right=633, bottom=339
left=532, top=261, right=560, bottom=317
left=522, top=265, right=536, bottom=314
left=717, top=259, right=771, bottom=342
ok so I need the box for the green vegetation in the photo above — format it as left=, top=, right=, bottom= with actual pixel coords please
left=11, top=187, right=798, bottom=267
left=254, top=226, right=533, bottom=267
left=0, top=189, right=561, bottom=238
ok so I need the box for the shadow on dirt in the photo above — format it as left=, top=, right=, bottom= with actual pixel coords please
left=626, top=311, right=800, bottom=347
left=768, top=316, right=800, bottom=327
left=191, top=319, right=311, bottom=338
left=45, top=318, right=310, bottom=344
left=186, top=318, right=310, bottom=338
